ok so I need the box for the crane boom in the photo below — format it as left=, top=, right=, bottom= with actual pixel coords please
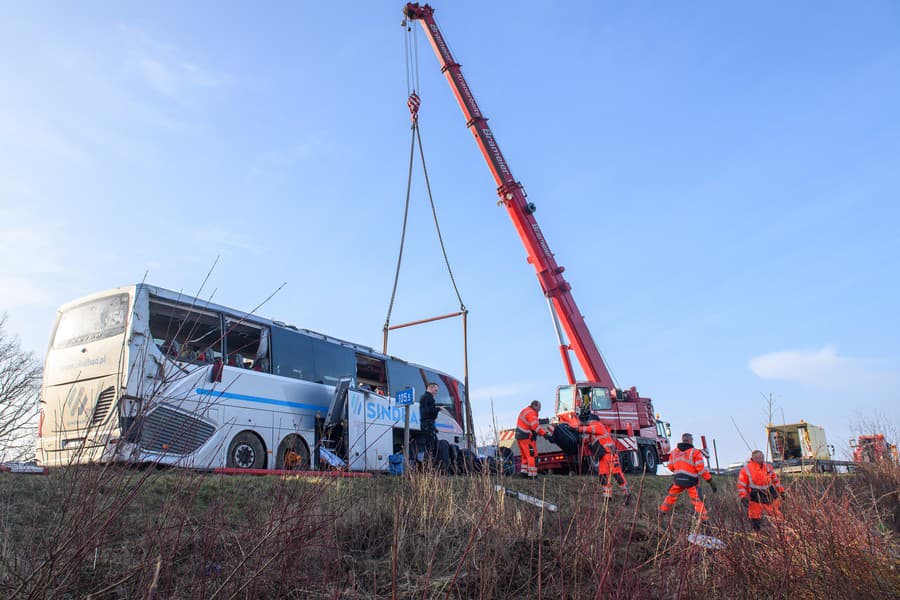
left=403, top=3, right=613, bottom=388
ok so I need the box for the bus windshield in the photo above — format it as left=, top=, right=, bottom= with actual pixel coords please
left=52, top=294, right=129, bottom=349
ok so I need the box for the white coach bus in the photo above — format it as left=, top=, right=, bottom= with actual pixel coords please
left=36, top=284, right=468, bottom=471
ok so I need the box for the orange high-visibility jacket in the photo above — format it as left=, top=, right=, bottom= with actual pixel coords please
left=737, top=460, right=784, bottom=500
left=666, top=445, right=711, bottom=485
left=515, top=406, right=547, bottom=440
left=556, top=411, right=580, bottom=428
left=577, top=420, right=613, bottom=448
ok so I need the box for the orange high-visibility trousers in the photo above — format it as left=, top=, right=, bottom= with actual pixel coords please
left=517, top=439, right=537, bottom=477
left=659, top=484, right=707, bottom=520
left=598, top=453, right=628, bottom=497
left=748, top=497, right=783, bottom=520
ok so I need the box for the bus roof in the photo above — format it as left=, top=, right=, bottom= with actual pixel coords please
left=91, top=283, right=459, bottom=379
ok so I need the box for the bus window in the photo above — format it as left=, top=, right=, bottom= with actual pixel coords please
left=149, top=301, right=221, bottom=363
left=421, top=369, right=453, bottom=409
left=386, top=361, right=425, bottom=401
left=225, top=320, right=268, bottom=371
left=53, top=294, right=129, bottom=349
left=356, top=354, right=387, bottom=391
left=270, top=327, right=315, bottom=381
left=311, top=338, right=355, bottom=385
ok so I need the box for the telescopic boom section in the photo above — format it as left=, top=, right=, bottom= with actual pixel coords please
left=403, top=3, right=614, bottom=388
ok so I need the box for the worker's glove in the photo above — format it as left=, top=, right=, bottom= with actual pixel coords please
left=740, top=497, right=749, bottom=509
left=708, top=478, right=718, bottom=493
left=543, top=432, right=552, bottom=441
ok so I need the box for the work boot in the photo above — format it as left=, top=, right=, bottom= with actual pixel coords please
left=624, top=494, right=632, bottom=507
left=518, top=472, right=530, bottom=479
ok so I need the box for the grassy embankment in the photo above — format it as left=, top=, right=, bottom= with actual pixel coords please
left=0, top=463, right=897, bottom=598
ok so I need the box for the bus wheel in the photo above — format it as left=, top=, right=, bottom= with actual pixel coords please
left=227, top=432, right=266, bottom=470
left=276, top=434, right=310, bottom=471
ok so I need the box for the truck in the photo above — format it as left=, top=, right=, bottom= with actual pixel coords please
left=767, top=421, right=836, bottom=473
left=851, top=434, right=898, bottom=465
left=402, top=3, right=671, bottom=474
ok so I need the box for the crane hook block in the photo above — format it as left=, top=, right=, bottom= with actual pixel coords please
left=407, top=92, right=421, bottom=122
left=524, top=202, right=536, bottom=214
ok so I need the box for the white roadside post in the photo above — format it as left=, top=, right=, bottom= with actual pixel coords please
left=395, top=387, right=415, bottom=470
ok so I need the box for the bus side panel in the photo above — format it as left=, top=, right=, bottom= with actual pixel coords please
left=140, top=365, right=332, bottom=469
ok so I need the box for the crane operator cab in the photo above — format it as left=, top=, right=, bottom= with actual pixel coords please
left=555, top=384, right=613, bottom=415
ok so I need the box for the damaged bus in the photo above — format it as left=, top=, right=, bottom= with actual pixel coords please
left=36, top=284, right=467, bottom=471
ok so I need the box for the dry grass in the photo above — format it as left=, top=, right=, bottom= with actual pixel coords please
left=0, top=464, right=897, bottom=598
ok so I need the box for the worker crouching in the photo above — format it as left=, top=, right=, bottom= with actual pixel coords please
left=575, top=405, right=630, bottom=504
left=659, top=433, right=717, bottom=521
left=515, top=400, right=550, bottom=479
left=737, top=450, right=785, bottom=531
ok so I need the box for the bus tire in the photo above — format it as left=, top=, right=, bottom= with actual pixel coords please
left=640, top=445, right=659, bottom=475
left=227, top=431, right=266, bottom=470
left=276, top=434, right=310, bottom=471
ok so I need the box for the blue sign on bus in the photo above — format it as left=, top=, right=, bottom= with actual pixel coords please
left=395, top=388, right=415, bottom=406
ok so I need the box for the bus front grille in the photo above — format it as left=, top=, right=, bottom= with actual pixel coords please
left=140, top=406, right=215, bottom=455
left=91, top=387, right=116, bottom=426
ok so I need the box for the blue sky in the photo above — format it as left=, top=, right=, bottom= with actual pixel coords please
left=2, top=1, right=898, bottom=467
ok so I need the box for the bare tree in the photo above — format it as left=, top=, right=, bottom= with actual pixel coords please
left=0, top=313, right=42, bottom=461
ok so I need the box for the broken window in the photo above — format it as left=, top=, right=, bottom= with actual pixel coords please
left=225, top=319, right=270, bottom=372
left=356, top=354, right=387, bottom=392
left=149, top=301, right=222, bottom=363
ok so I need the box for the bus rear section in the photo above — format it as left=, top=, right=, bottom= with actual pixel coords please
left=37, top=291, right=131, bottom=466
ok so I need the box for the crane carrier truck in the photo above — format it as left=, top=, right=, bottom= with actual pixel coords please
left=402, top=3, right=671, bottom=474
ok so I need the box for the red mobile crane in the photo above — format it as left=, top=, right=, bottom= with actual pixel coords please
left=403, top=3, right=670, bottom=473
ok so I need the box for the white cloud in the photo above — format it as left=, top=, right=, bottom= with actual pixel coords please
left=138, top=56, right=223, bottom=100
left=139, top=57, right=177, bottom=97
left=748, top=345, right=895, bottom=389
left=121, top=26, right=227, bottom=102
left=193, top=227, right=265, bottom=255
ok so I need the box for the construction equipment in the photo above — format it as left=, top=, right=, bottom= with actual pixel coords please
left=767, top=421, right=837, bottom=473
left=851, top=434, right=899, bottom=464
left=402, top=3, right=671, bottom=473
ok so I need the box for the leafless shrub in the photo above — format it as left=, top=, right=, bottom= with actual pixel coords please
left=657, top=473, right=900, bottom=599
left=1, top=460, right=899, bottom=597
left=0, top=314, right=42, bottom=462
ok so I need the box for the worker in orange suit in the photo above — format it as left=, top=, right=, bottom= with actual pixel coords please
left=515, top=400, right=549, bottom=479
left=658, top=433, right=717, bottom=520
left=737, top=449, right=785, bottom=531
left=575, top=404, right=631, bottom=504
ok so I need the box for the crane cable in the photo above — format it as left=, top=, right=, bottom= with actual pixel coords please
left=383, top=95, right=467, bottom=329
left=386, top=21, right=474, bottom=451
left=384, top=26, right=465, bottom=333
